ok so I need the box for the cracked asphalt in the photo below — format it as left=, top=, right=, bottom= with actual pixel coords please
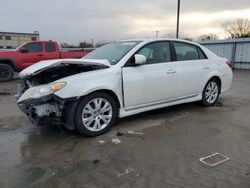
left=0, top=70, right=250, bottom=188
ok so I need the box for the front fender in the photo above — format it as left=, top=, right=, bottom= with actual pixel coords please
left=54, top=70, right=123, bottom=107
left=0, top=58, right=18, bottom=71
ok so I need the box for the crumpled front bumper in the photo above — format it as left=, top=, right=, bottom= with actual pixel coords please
left=17, top=94, right=78, bottom=130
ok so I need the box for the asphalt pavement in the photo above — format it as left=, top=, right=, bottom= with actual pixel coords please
left=0, top=70, right=250, bottom=188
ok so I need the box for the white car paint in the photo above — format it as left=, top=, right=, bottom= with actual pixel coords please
left=18, top=38, right=233, bottom=119
left=122, top=62, right=178, bottom=107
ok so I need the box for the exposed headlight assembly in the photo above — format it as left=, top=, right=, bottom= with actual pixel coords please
left=39, top=82, right=66, bottom=95
left=18, top=82, right=66, bottom=102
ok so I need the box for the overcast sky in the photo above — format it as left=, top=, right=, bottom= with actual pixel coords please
left=1, top=0, right=250, bottom=44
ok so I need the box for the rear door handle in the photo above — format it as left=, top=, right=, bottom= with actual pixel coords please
left=167, top=70, right=176, bottom=74
left=203, top=66, right=210, bottom=69
left=38, top=54, right=44, bottom=57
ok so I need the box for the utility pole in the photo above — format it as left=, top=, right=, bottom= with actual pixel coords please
left=176, top=0, right=180, bottom=38
left=155, top=31, right=159, bottom=38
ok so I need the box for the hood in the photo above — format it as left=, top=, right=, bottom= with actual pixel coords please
left=19, top=58, right=111, bottom=77
left=0, top=50, right=17, bottom=58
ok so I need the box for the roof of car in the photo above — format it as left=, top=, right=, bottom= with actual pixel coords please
left=118, top=38, right=199, bottom=46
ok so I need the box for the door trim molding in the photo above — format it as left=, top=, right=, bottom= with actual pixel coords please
left=125, top=94, right=199, bottom=111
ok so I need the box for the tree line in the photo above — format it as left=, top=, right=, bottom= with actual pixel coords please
left=198, top=18, right=250, bottom=41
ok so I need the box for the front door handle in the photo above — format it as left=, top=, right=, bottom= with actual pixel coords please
left=167, top=70, right=176, bottom=74
left=38, top=54, right=44, bottom=57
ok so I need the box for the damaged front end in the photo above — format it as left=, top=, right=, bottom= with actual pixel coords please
left=17, top=92, right=78, bottom=130
left=18, top=94, right=64, bottom=126
left=16, top=60, right=109, bottom=129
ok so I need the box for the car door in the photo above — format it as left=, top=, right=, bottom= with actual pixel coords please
left=172, top=42, right=211, bottom=97
left=44, top=42, right=60, bottom=60
left=18, top=42, right=44, bottom=68
left=122, top=41, right=178, bottom=109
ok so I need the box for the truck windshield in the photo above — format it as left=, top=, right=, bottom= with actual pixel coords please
left=82, top=41, right=141, bottom=65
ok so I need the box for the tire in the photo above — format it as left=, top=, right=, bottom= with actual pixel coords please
left=0, top=64, right=14, bottom=82
left=75, top=92, right=118, bottom=136
left=201, top=78, right=220, bottom=107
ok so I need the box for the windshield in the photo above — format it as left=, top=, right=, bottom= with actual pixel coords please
left=82, top=41, right=141, bottom=65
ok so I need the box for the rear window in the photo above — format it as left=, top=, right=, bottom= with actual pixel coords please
left=46, top=42, right=56, bottom=52
left=197, top=47, right=207, bottom=59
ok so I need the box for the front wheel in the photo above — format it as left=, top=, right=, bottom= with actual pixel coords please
left=75, top=92, right=118, bottom=136
left=202, top=79, right=220, bottom=107
left=0, top=64, right=14, bottom=82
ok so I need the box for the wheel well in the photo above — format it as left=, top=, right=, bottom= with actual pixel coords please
left=210, top=76, right=222, bottom=93
left=81, top=89, right=121, bottom=108
left=0, top=60, right=15, bottom=70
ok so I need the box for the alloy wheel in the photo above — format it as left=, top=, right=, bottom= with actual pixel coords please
left=81, top=98, right=113, bottom=132
left=205, top=81, right=219, bottom=104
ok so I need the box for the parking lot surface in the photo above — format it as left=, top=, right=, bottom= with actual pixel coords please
left=0, top=70, right=250, bottom=188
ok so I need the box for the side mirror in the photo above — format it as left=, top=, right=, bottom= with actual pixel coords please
left=134, top=54, right=146, bottom=65
left=20, top=48, right=28, bottom=53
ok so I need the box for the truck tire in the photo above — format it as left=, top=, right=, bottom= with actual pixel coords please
left=0, top=64, right=14, bottom=82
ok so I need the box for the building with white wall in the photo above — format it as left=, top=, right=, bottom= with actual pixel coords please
left=0, top=31, right=40, bottom=49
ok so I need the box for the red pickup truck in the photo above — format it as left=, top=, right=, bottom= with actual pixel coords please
left=0, top=41, right=91, bottom=81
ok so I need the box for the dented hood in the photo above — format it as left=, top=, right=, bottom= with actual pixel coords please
left=19, top=58, right=111, bottom=77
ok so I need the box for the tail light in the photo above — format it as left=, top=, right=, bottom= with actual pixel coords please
left=226, top=60, right=233, bottom=69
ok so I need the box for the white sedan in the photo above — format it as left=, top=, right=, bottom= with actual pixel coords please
left=17, top=38, right=233, bottom=136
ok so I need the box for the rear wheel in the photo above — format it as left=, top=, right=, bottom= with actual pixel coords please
left=0, top=64, right=14, bottom=82
left=75, top=92, right=118, bottom=136
left=202, top=78, right=220, bottom=107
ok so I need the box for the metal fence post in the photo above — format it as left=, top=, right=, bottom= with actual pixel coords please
left=231, top=42, right=237, bottom=69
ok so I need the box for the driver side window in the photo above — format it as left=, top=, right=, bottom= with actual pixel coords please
left=24, top=43, right=42, bottom=53
left=137, top=42, right=171, bottom=64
